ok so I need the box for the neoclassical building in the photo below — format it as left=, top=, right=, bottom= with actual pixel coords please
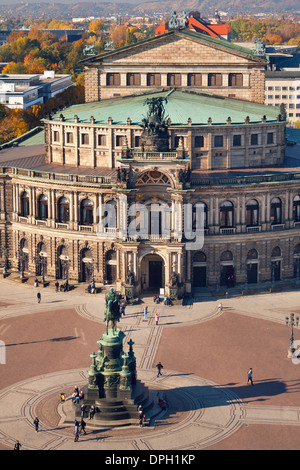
left=0, top=27, right=300, bottom=297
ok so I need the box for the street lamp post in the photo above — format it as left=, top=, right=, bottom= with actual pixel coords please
left=285, top=313, right=299, bottom=359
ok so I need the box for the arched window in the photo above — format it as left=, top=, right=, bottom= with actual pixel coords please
left=270, top=198, right=282, bottom=225
left=247, top=248, right=258, bottom=260
left=246, top=199, right=259, bottom=226
left=58, top=197, right=69, bottom=223
left=103, top=200, right=117, bottom=229
left=38, top=194, right=48, bottom=220
left=293, top=196, right=300, bottom=222
left=192, top=202, right=207, bottom=230
left=21, top=191, right=29, bottom=217
left=220, top=250, right=233, bottom=262
left=271, top=246, right=281, bottom=258
left=193, top=251, right=206, bottom=263
left=80, top=198, right=93, bottom=225
left=37, top=242, right=47, bottom=255
left=220, top=201, right=234, bottom=228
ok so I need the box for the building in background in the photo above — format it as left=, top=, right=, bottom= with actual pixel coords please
left=0, top=71, right=73, bottom=109
left=155, top=10, right=231, bottom=41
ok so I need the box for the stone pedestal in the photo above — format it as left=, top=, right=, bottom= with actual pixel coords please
left=72, top=328, right=152, bottom=426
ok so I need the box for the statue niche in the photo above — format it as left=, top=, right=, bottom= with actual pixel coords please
left=140, top=97, right=169, bottom=152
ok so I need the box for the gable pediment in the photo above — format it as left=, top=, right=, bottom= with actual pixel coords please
left=83, top=30, right=266, bottom=68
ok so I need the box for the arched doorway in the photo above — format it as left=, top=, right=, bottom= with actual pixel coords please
left=105, top=250, right=117, bottom=284
left=19, top=238, right=29, bottom=273
left=57, top=245, right=69, bottom=280
left=271, top=246, right=281, bottom=282
left=140, top=253, right=165, bottom=291
left=81, top=248, right=93, bottom=283
left=220, top=250, right=234, bottom=287
left=192, top=251, right=207, bottom=288
left=246, top=248, right=258, bottom=284
left=37, top=242, right=47, bottom=276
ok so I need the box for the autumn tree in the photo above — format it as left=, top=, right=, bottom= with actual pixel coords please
left=109, top=24, right=127, bottom=48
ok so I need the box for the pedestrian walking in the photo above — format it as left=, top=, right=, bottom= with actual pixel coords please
left=74, top=419, right=80, bottom=441
left=156, top=361, right=163, bottom=377
left=89, top=405, right=95, bottom=419
left=55, top=281, right=59, bottom=292
left=37, top=292, right=41, bottom=304
left=143, top=306, right=148, bottom=320
left=34, top=417, right=39, bottom=432
left=14, top=440, right=21, bottom=450
left=218, top=303, right=223, bottom=312
left=81, top=403, right=86, bottom=418
left=155, top=312, right=159, bottom=325
left=247, top=367, right=254, bottom=385
left=80, top=418, right=87, bottom=435
left=60, top=392, right=65, bottom=402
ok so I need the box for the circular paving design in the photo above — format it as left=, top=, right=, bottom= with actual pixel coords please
left=0, top=368, right=243, bottom=450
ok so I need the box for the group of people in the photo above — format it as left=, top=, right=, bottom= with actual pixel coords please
left=74, top=418, right=87, bottom=442
left=163, top=295, right=173, bottom=306
left=87, top=282, right=96, bottom=294
left=55, top=280, right=69, bottom=292
left=71, top=386, right=84, bottom=404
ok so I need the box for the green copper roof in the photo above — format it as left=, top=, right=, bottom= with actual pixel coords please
left=51, top=90, right=281, bottom=127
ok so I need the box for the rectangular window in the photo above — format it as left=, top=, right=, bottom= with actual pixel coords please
left=147, top=73, right=161, bottom=86
left=127, top=73, right=141, bottom=86
left=53, top=131, right=59, bottom=142
left=275, top=95, right=280, bottom=99
left=98, top=135, right=106, bottom=146
left=167, top=73, right=181, bottom=86
left=268, top=86, right=274, bottom=90
left=208, top=73, right=222, bottom=86
left=187, top=73, right=202, bottom=86
left=134, top=135, right=140, bottom=147
left=267, top=95, right=273, bottom=99
left=81, top=133, right=89, bottom=145
left=267, top=132, right=274, bottom=144
left=250, top=134, right=258, bottom=146
left=66, top=132, right=73, bottom=144
left=106, top=73, right=120, bottom=86
left=194, top=135, right=204, bottom=147
left=116, top=135, right=126, bottom=147
left=233, top=134, right=242, bottom=146
left=214, top=135, right=223, bottom=147
left=229, top=73, right=243, bottom=87
left=275, top=86, right=281, bottom=91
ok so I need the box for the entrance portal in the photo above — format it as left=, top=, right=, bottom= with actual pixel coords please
left=149, top=260, right=163, bottom=288
left=140, top=253, right=165, bottom=291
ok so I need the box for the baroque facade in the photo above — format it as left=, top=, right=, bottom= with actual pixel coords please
left=0, top=27, right=299, bottom=298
